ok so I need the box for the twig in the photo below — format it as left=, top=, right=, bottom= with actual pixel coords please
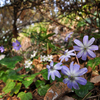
left=82, top=89, right=95, bottom=100
left=86, top=94, right=100, bottom=100
left=74, top=50, right=80, bottom=65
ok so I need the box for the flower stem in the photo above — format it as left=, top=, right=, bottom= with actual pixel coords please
left=74, top=50, right=80, bottom=65
left=47, top=43, right=49, bottom=55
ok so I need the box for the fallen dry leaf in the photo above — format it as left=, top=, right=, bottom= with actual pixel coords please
left=53, top=55, right=60, bottom=62
left=87, top=66, right=92, bottom=73
left=90, top=75, right=100, bottom=83
left=91, top=70, right=99, bottom=77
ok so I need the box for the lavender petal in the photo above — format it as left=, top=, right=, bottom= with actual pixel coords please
left=67, top=80, right=73, bottom=89
left=73, top=46, right=81, bottom=51
left=48, top=72, right=51, bottom=80
left=50, top=61, right=54, bottom=66
left=51, top=71, right=55, bottom=80
left=87, top=37, right=95, bottom=46
left=72, top=81, right=79, bottom=90
left=73, top=64, right=80, bottom=74
left=54, top=71, right=61, bottom=78
left=65, top=57, right=68, bottom=61
left=76, top=68, right=88, bottom=76
left=54, top=63, right=62, bottom=70
left=70, top=61, right=74, bottom=73
left=88, top=45, right=98, bottom=50
left=63, top=78, right=69, bottom=84
left=74, top=39, right=84, bottom=47
left=82, top=51, right=87, bottom=60
left=77, top=50, right=84, bottom=58
left=75, top=77, right=87, bottom=85
left=83, top=35, right=88, bottom=46
left=61, top=65, right=70, bottom=75
left=46, top=65, right=50, bottom=69
left=87, top=49, right=96, bottom=58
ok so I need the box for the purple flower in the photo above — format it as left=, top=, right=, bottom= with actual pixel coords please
left=62, top=61, right=88, bottom=90
left=0, top=46, right=4, bottom=53
left=73, top=35, right=98, bottom=60
left=65, top=32, right=73, bottom=42
left=59, top=49, right=76, bottom=62
left=12, top=40, right=21, bottom=50
left=46, top=61, right=62, bottom=80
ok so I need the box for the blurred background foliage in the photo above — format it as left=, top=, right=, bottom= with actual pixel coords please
left=0, top=0, right=99, bottom=56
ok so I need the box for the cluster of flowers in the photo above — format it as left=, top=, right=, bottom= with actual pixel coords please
left=47, top=35, right=98, bottom=90
left=24, top=51, right=37, bottom=69
left=0, top=40, right=21, bottom=60
left=0, top=40, right=21, bottom=53
left=40, top=55, right=53, bottom=62
left=24, top=59, right=33, bottom=69
left=30, top=51, right=37, bottom=58
left=0, top=33, right=98, bottom=90
left=0, top=40, right=37, bottom=69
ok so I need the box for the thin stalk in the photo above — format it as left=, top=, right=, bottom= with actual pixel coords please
left=47, top=43, right=49, bottom=55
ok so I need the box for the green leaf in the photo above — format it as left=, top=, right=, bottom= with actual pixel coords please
left=35, top=80, right=45, bottom=88
left=3, top=79, right=16, bottom=94
left=9, top=75, right=22, bottom=81
left=75, top=81, right=94, bottom=98
left=50, top=76, right=63, bottom=83
left=83, top=81, right=94, bottom=90
left=0, top=56, right=22, bottom=69
left=6, top=70, right=25, bottom=81
left=16, top=67, right=23, bottom=72
left=17, top=92, right=32, bottom=100
left=0, top=71, right=4, bottom=77
left=0, top=74, right=8, bottom=82
left=0, top=95, right=3, bottom=98
left=43, top=33, right=55, bottom=40
left=37, top=84, right=50, bottom=96
left=87, top=57, right=100, bottom=70
left=55, top=77, right=63, bottom=82
left=92, top=33, right=100, bottom=39
left=41, top=69, right=48, bottom=80
left=10, top=83, right=22, bottom=96
left=75, top=89, right=88, bottom=98
left=77, top=20, right=86, bottom=28
left=25, top=72, right=40, bottom=81
left=22, top=80, right=33, bottom=88
left=40, top=68, right=48, bottom=73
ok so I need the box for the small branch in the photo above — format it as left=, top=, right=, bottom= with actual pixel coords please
left=38, top=7, right=72, bottom=30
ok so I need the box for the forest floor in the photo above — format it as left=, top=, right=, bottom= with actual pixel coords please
left=0, top=29, right=100, bottom=100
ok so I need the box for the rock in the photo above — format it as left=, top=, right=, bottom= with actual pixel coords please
left=21, top=37, right=31, bottom=51
left=58, top=96, right=75, bottom=100
left=44, top=82, right=71, bottom=100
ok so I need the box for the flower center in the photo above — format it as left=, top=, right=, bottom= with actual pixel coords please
left=83, top=45, right=89, bottom=51
left=65, top=52, right=67, bottom=55
left=84, top=47, right=87, bottom=51
left=64, top=51, right=68, bottom=56
left=29, top=61, right=31, bottom=64
left=17, top=44, right=19, bottom=46
left=42, top=58, right=44, bottom=60
left=50, top=66, right=54, bottom=71
left=69, top=76, right=75, bottom=81
left=48, top=58, right=50, bottom=60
